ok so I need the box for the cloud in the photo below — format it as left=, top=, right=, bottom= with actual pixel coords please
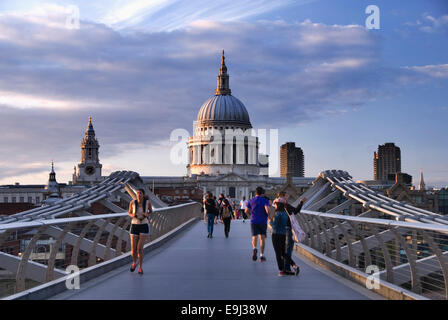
left=404, top=64, right=448, bottom=78
left=0, top=11, right=445, bottom=183
left=100, top=0, right=295, bottom=31
left=405, top=13, right=448, bottom=33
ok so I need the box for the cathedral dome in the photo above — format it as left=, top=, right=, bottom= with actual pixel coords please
left=196, top=50, right=251, bottom=128
left=197, top=95, right=251, bottom=127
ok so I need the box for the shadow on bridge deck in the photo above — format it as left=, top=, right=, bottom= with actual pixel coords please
left=52, top=220, right=383, bottom=300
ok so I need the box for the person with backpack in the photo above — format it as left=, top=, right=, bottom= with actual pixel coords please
left=203, top=192, right=218, bottom=238
left=128, top=189, right=153, bottom=275
left=220, top=198, right=233, bottom=238
left=269, top=197, right=300, bottom=277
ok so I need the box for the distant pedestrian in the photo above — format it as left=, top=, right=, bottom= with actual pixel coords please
left=203, top=192, right=218, bottom=238
left=226, top=195, right=232, bottom=208
left=270, top=197, right=300, bottom=277
left=240, top=196, right=248, bottom=222
left=226, top=195, right=234, bottom=218
left=245, top=187, right=270, bottom=262
left=213, top=195, right=219, bottom=224
left=217, top=193, right=225, bottom=221
left=128, top=189, right=153, bottom=275
left=220, top=198, right=233, bottom=238
left=231, top=200, right=237, bottom=219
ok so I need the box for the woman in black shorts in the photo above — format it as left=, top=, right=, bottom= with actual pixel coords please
left=128, top=189, right=152, bottom=274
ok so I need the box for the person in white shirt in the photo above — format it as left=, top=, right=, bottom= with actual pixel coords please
left=240, top=196, right=248, bottom=221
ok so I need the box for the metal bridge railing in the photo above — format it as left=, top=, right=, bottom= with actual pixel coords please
left=297, top=209, right=448, bottom=300
left=0, top=202, right=201, bottom=298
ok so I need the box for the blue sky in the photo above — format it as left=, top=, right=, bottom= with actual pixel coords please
left=0, top=0, right=446, bottom=187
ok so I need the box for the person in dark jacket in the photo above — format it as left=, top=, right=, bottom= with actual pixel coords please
left=269, top=199, right=299, bottom=276
left=217, top=193, right=225, bottom=221
left=220, top=198, right=233, bottom=238
left=277, top=192, right=306, bottom=275
left=203, top=192, right=219, bottom=238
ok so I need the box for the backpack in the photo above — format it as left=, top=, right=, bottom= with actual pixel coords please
left=221, top=206, right=231, bottom=219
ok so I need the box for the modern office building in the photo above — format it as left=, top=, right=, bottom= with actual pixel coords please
left=280, top=142, right=304, bottom=178
left=374, top=143, right=401, bottom=181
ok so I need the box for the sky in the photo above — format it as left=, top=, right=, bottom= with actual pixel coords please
left=0, top=0, right=447, bottom=188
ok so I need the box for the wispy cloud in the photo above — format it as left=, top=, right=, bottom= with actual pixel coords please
left=101, top=0, right=296, bottom=31
left=404, top=64, right=448, bottom=78
left=405, top=13, right=448, bottom=33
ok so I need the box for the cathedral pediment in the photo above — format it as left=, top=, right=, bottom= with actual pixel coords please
left=215, top=172, right=248, bottom=182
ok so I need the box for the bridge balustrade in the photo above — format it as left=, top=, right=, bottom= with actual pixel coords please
left=0, top=202, right=201, bottom=298
left=296, top=209, right=448, bottom=300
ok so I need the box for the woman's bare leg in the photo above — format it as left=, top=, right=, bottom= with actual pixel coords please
left=137, top=234, right=148, bottom=269
left=130, top=235, right=138, bottom=266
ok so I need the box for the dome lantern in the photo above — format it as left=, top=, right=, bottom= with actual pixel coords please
left=196, top=51, right=251, bottom=128
left=216, top=50, right=231, bottom=96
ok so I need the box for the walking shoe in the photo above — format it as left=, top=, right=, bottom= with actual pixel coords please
left=207, top=233, right=210, bottom=238
left=294, top=265, right=300, bottom=276
left=252, top=248, right=258, bottom=261
left=278, top=271, right=286, bottom=277
left=138, top=267, right=143, bottom=275
left=130, top=263, right=137, bottom=272
left=284, top=270, right=295, bottom=275
left=260, top=255, right=266, bottom=262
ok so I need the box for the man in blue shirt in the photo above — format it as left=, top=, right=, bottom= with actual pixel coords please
left=245, top=187, right=270, bottom=261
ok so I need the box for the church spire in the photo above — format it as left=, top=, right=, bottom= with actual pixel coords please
left=49, top=161, right=56, bottom=181
left=215, top=50, right=231, bottom=95
left=86, top=116, right=95, bottom=138
left=74, top=117, right=102, bottom=185
left=45, top=161, right=59, bottom=193
left=418, top=169, right=426, bottom=191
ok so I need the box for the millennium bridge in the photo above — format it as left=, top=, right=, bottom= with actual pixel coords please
left=1, top=170, right=447, bottom=300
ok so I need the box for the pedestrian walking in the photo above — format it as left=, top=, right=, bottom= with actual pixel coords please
left=240, top=196, right=248, bottom=222
left=245, top=187, right=270, bottom=262
left=220, top=198, right=233, bottom=238
left=276, top=192, right=306, bottom=275
left=217, top=193, right=225, bottom=222
left=203, top=192, right=219, bottom=238
left=269, top=197, right=300, bottom=277
left=128, top=189, right=153, bottom=275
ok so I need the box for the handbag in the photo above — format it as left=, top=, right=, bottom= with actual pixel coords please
left=289, top=214, right=306, bottom=243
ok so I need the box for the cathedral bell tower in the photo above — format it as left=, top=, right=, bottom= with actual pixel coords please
left=73, top=117, right=102, bottom=185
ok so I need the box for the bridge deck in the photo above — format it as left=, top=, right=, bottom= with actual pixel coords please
left=52, top=220, right=382, bottom=300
